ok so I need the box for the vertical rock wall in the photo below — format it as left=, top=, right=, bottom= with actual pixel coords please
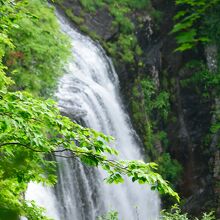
left=54, top=0, right=219, bottom=217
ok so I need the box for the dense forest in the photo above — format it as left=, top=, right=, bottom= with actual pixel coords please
left=0, top=0, right=220, bottom=219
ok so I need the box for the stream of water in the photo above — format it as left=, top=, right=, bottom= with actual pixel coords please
left=25, top=12, right=160, bottom=220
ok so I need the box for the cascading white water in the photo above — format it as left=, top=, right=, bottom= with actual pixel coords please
left=25, top=12, right=160, bottom=220
left=54, top=14, right=160, bottom=220
left=25, top=183, right=60, bottom=220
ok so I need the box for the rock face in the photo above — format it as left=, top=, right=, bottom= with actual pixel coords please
left=54, top=0, right=219, bottom=217
left=56, top=0, right=116, bottom=40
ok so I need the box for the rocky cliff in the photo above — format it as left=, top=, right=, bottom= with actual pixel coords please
left=54, top=0, right=220, bottom=217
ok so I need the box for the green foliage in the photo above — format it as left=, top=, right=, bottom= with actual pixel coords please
left=97, top=210, right=119, bottom=220
left=202, top=4, right=220, bottom=44
left=0, top=73, right=179, bottom=218
left=56, top=0, right=159, bottom=64
left=156, top=153, right=183, bottom=184
left=161, top=205, right=216, bottom=220
left=180, top=61, right=210, bottom=89
left=161, top=205, right=190, bottom=220
left=99, top=206, right=216, bottom=220
left=179, top=60, right=220, bottom=150
left=131, top=76, right=170, bottom=158
left=4, top=0, right=71, bottom=97
left=0, top=2, right=179, bottom=219
left=179, top=60, right=220, bottom=98
left=105, top=0, right=149, bottom=63
left=98, top=206, right=216, bottom=220
left=65, top=9, right=85, bottom=25
left=79, top=0, right=151, bottom=12
left=107, top=34, right=138, bottom=63
left=137, top=78, right=170, bottom=120
left=80, top=0, right=105, bottom=12
left=172, top=0, right=220, bottom=51
left=210, top=110, right=220, bottom=148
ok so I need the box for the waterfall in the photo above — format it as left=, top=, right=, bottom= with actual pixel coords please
left=25, top=12, right=160, bottom=220
left=55, top=13, right=160, bottom=220
left=25, top=183, right=60, bottom=220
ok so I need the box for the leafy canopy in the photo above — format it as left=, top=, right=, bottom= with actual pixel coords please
left=4, top=0, right=71, bottom=97
left=0, top=78, right=179, bottom=218
left=0, top=0, right=179, bottom=219
left=171, top=0, right=220, bottom=51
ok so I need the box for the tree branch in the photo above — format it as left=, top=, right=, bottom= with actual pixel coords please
left=0, top=142, right=44, bottom=152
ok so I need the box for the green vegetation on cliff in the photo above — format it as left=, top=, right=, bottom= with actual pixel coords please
left=55, top=0, right=160, bottom=64
left=131, top=76, right=170, bottom=158
left=130, top=76, right=183, bottom=186
left=171, top=0, right=220, bottom=216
